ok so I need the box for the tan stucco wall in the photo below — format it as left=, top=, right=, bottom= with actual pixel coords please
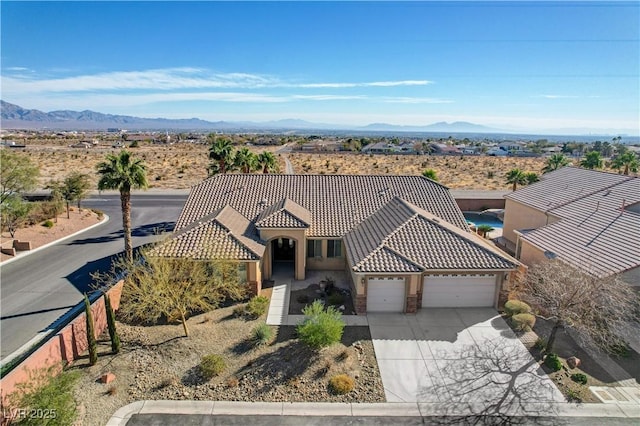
left=306, top=239, right=347, bottom=270
left=518, top=239, right=549, bottom=266
left=247, top=261, right=261, bottom=283
left=503, top=199, right=550, bottom=243
left=259, top=228, right=307, bottom=280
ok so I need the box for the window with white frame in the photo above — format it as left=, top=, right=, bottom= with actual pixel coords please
left=307, top=240, right=322, bottom=258
left=327, top=239, right=342, bottom=258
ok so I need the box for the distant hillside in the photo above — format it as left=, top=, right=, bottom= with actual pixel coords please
left=359, top=121, right=498, bottom=133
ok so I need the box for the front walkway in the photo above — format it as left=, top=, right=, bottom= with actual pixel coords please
left=265, top=267, right=368, bottom=326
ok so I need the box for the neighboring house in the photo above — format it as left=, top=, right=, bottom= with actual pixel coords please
left=498, top=141, right=525, bottom=152
left=502, top=167, right=640, bottom=286
left=486, top=148, right=508, bottom=156
left=152, top=175, right=520, bottom=314
left=429, top=143, right=461, bottom=155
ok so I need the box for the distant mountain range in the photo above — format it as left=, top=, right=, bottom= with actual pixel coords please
left=1, top=101, right=637, bottom=138
left=0, top=101, right=499, bottom=133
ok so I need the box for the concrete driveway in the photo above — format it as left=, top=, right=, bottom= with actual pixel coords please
left=369, top=308, right=565, bottom=415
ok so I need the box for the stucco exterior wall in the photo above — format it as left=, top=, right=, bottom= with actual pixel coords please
left=518, top=239, right=549, bottom=266
left=503, top=199, right=550, bottom=243
left=306, top=239, right=347, bottom=270
left=455, top=198, right=505, bottom=212
left=259, top=228, right=307, bottom=280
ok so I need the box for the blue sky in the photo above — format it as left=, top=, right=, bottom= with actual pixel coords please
left=1, top=1, right=639, bottom=134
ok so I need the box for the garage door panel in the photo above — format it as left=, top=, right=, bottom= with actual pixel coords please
left=367, top=277, right=405, bottom=312
left=422, top=275, right=496, bottom=308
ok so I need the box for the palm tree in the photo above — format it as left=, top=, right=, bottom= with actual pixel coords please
left=580, top=151, right=603, bottom=170
left=611, top=151, right=639, bottom=175
left=257, top=152, right=278, bottom=174
left=476, top=224, right=494, bottom=238
left=234, top=148, right=258, bottom=173
left=96, top=150, right=148, bottom=261
left=542, top=154, right=570, bottom=173
left=505, top=168, right=526, bottom=191
left=524, top=172, right=540, bottom=185
left=208, top=137, right=235, bottom=175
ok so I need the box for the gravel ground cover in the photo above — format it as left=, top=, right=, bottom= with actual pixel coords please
left=71, top=305, right=384, bottom=426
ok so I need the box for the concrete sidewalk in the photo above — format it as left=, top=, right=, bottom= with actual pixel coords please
left=107, top=400, right=640, bottom=425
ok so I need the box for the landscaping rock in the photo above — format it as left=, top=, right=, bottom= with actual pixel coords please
left=100, top=372, right=116, bottom=384
left=567, top=356, right=581, bottom=369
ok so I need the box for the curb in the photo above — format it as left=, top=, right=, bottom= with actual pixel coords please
left=0, top=214, right=110, bottom=267
left=106, top=400, right=640, bottom=425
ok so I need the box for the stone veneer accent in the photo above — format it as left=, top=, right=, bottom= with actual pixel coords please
left=248, top=281, right=261, bottom=297
left=416, top=291, right=423, bottom=309
left=355, top=295, right=367, bottom=315
left=406, top=295, right=417, bottom=313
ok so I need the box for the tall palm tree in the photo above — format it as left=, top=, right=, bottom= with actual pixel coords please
left=234, top=148, right=258, bottom=173
left=257, top=152, right=278, bottom=174
left=524, top=172, right=540, bottom=185
left=542, top=154, right=570, bottom=173
left=97, top=150, right=148, bottom=261
left=208, top=137, right=235, bottom=175
left=611, top=151, right=639, bottom=175
left=505, top=168, right=526, bottom=191
left=580, top=151, right=603, bottom=170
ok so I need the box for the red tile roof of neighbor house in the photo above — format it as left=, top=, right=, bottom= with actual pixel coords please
left=507, top=167, right=640, bottom=278
left=154, top=174, right=519, bottom=272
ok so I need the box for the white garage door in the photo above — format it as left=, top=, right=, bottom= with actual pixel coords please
left=367, top=277, right=406, bottom=312
left=422, top=274, right=497, bottom=308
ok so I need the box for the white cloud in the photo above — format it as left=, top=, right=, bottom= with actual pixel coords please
left=382, top=97, right=453, bottom=104
left=534, top=95, right=580, bottom=99
left=297, top=80, right=432, bottom=88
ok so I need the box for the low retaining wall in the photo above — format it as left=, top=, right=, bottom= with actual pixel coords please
left=0, top=281, right=124, bottom=402
left=455, top=198, right=505, bottom=211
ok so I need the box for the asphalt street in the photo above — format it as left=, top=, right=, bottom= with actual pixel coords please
left=0, top=192, right=188, bottom=359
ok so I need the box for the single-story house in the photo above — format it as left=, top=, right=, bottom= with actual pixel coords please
left=502, top=167, right=640, bottom=286
left=152, top=175, right=520, bottom=313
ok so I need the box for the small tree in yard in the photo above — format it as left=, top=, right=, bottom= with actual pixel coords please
left=83, top=294, right=98, bottom=365
left=0, top=195, right=32, bottom=238
left=515, top=259, right=640, bottom=353
left=297, top=300, right=345, bottom=349
left=115, top=255, right=245, bottom=337
left=104, top=293, right=120, bottom=354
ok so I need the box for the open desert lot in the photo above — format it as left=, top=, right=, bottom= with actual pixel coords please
left=9, top=142, right=610, bottom=191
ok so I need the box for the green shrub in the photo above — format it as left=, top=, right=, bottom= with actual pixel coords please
left=42, top=220, right=54, bottom=228
left=504, top=300, right=532, bottom=317
left=246, top=295, right=270, bottom=318
left=297, top=300, right=345, bottom=349
left=544, top=353, right=563, bottom=372
left=329, top=374, right=355, bottom=395
left=8, top=366, right=80, bottom=426
left=233, top=304, right=247, bottom=318
left=511, top=313, right=536, bottom=332
left=252, top=323, right=273, bottom=347
left=571, top=373, right=588, bottom=385
left=327, top=292, right=344, bottom=306
left=534, top=337, right=547, bottom=350
left=200, top=354, right=226, bottom=379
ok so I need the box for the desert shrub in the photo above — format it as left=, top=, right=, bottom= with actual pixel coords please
left=504, top=300, right=531, bottom=317
left=42, top=220, right=54, bottom=228
left=329, top=374, right=355, bottom=395
left=233, top=304, right=247, bottom=318
left=91, top=208, right=104, bottom=219
left=7, top=366, right=80, bottom=426
left=246, top=295, right=270, bottom=318
left=534, top=337, right=547, bottom=350
left=200, top=354, right=226, bottom=379
left=297, top=300, right=345, bottom=349
left=566, top=389, right=583, bottom=403
left=571, top=373, right=588, bottom=385
left=511, top=313, right=536, bottom=332
left=544, top=353, right=563, bottom=372
left=251, top=323, right=273, bottom=347
left=327, top=292, right=344, bottom=306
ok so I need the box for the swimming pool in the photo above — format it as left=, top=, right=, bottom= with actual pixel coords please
left=463, top=212, right=504, bottom=229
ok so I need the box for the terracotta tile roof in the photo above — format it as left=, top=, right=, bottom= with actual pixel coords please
left=150, top=205, right=265, bottom=260
left=506, top=166, right=631, bottom=212
left=520, top=176, right=640, bottom=277
left=346, top=198, right=518, bottom=273
left=176, top=174, right=468, bottom=237
left=255, top=198, right=311, bottom=228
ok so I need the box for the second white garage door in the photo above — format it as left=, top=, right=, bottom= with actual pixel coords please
left=422, top=274, right=497, bottom=308
left=367, top=277, right=406, bottom=312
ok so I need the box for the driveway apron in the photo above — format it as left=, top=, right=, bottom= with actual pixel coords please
left=369, top=308, right=565, bottom=414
